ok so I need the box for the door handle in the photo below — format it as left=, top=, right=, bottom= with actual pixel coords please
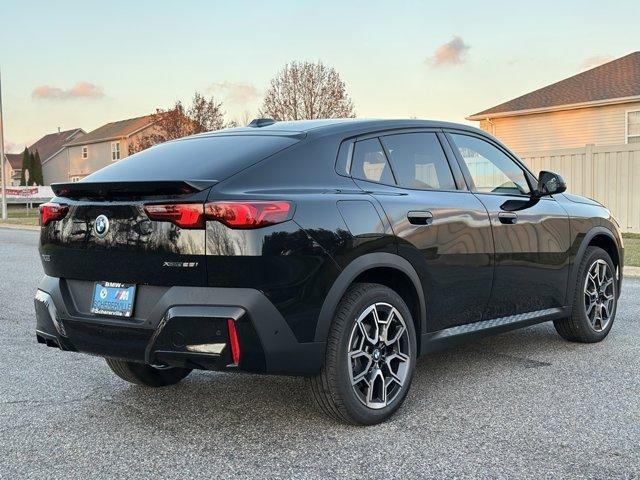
left=407, top=211, right=433, bottom=225
left=498, top=212, right=518, bottom=224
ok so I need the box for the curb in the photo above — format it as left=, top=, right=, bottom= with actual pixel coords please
left=0, top=223, right=40, bottom=231
left=625, top=266, right=640, bottom=278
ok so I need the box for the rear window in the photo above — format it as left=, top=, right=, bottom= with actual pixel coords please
left=83, top=135, right=299, bottom=183
left=351, top=138, right=395, bottom=184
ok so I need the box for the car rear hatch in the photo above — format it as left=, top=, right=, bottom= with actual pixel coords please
left=39, top=133, right=302, bottom=288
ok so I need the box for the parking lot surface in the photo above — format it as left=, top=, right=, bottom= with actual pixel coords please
left=1, top=227, right=638, bottom=479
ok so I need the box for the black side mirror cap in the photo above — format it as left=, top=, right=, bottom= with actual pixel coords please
left=535, top=170, right=567, bottom=197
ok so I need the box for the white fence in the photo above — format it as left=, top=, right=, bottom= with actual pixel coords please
left=519, top=143, right=640, bottom=233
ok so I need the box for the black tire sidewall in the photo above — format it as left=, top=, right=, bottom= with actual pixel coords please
left=333, top=284, right=417, bottom=425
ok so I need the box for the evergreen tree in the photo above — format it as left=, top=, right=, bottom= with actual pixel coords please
left=20, top=147, right=30, bottom=186
left=31, top=150, right=43, bottom=185
left=27, top=151, right=36, bottom=185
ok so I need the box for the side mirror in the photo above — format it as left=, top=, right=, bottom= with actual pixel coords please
left=535, top=170, right=567, bottom=197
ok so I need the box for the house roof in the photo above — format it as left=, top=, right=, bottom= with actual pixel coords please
left=29, top=128, right=85, bottom=161
left=66, top=114, right=156, bottom=147
left=468, top=51, right=640, bottom=119
left=3, top=128, right=84, bottom=170
left=5, top=153, right=22, bottom=170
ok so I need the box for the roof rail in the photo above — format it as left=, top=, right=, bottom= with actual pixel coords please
left=247, top=118, right=276, bottom=128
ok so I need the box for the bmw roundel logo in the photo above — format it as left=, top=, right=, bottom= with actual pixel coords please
left=94, top=214, right=110, bottom=237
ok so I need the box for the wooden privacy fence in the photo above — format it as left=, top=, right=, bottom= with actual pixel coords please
left=519, top=143, right=640, bottom=233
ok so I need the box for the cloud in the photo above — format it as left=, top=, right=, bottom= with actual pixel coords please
left=3, top=140, right=20, bottom=153
left=426, top=36, right=470, bottom=67
left=31, top=81, right=105, bottom=100
left=4, top=139, right=33, bottom=154
left=207, top=82, right=259, bottom=104
left=580, top=55, right=614, bottom=71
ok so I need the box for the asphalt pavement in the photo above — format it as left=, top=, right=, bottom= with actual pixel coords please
left=0, top=227, right=638, bottom=479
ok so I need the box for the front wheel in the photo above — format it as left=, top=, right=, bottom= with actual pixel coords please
left=308, top=283, right=417, bottom=425
left=554, top=246, right=618, bottom=343
left=105, top=358, right=192, bottom=387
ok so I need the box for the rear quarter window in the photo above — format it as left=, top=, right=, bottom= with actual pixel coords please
left=83, top=135, right=299, bottom=183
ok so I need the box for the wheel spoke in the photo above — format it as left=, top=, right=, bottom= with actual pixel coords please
left=365, top=367, right=386, bottom=408
left=384, top=352, right=409, bottom=387
left=357, top=308, right=379, bottom=346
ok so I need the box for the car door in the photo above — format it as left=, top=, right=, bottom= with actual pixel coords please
left=446, top=131, right=571, bottom=319
left=348, top=131, right=494, bottom=330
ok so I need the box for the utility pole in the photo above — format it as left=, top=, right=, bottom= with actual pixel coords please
left=0, top=68, right=7, bottom=220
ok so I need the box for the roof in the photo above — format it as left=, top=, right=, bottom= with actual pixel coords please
left=468, top=51, right=640, bottom=120
left=5, top=153, right=22, bottom=170
left=28, top=128, right=85, bottom=162
left=2, top=128, right=84, bottom=170
left=193, top=118, right=483, bottom=140
left=66, top=114, right=156, bottom=147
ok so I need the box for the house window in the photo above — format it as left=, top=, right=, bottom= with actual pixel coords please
left=111, top=141, right=121, bottom=161
left=627, top=110, right=640, bottom=144
left=82, top=146, right=88, bottom=159
left=70, top=175, right=84, bottom=182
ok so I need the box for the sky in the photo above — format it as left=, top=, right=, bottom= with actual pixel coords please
left=1, top=0, right=639, bottom=152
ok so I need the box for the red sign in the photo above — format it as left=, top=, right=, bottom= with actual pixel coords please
left=5, top=187, right=39, bottom=197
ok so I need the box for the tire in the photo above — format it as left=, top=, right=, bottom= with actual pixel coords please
left=554, top=246, right=618, bottom=343
left=105, top=358, right=192, bottom=387
left=308, top=282, right=417, bottom=425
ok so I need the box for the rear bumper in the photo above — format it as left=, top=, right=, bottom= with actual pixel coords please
left=34, top=275, right=325, bottom=376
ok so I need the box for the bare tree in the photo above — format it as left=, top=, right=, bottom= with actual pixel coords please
left=130, top=91, right=229, bottom=154
left=260, top=61, right=355, bottom=120
left=228, top=110, right=254, bottom=128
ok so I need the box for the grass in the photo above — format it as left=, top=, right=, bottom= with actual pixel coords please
left=623, top=234, right=640, bottom=267
left=0, top=205, right=40, bottom=227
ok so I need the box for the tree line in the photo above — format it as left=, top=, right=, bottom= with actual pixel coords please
left=130, top=60, right=355, bottom=154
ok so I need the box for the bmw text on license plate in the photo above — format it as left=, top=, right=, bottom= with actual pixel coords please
left=90, top=282, right=136, bottom=317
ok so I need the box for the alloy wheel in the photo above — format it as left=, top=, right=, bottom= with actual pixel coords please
left=584, top=259, right=615, bottom=332
left=347, top=302, right=411, bottom=409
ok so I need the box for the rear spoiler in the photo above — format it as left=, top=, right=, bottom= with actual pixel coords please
left=51, top=180, right=218, bottom=200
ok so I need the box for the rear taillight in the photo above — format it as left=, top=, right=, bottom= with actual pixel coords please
left=144, top=201, right=293, bottom=230
left=227, top=319, right=241, bottom=365
left=143, top=203, right=204, bottom=229
left=39, top=202, right=69, bottom=226
left=204, top=201, right=292, bottom=229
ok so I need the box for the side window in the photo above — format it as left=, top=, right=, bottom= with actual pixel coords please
left=381, top=132, right=456, bottom=190
left=351, top=138, right=395, bottom=185
left=449, top=134, right=530, bottom=195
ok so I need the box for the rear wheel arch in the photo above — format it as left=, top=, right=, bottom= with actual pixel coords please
left=315, top=253, right=426, bottom=346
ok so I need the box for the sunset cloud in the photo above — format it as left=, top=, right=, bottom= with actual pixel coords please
left=3, top=140, right=19, bottom=153
left=31, top=82, right=105, bottom=100
left=207, top=81, right=259, bottom=104
left=426, top=36, right=470, bottom=67
left=580, top=55, right=614, bottom=71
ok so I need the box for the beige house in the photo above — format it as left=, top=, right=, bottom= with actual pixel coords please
left=3, top=153, right=22, bottom=186
left=4, top=128, right=86, bottom=186
left=467, top=51, right=640, bottom=153
left=49, top=114, right=157, bottom=183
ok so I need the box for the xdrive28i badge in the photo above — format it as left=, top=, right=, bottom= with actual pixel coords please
left=94, top=214, right=110, bottom=237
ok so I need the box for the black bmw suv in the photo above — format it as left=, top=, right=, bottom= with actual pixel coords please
left=35, top=119, right=624, bottom=424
